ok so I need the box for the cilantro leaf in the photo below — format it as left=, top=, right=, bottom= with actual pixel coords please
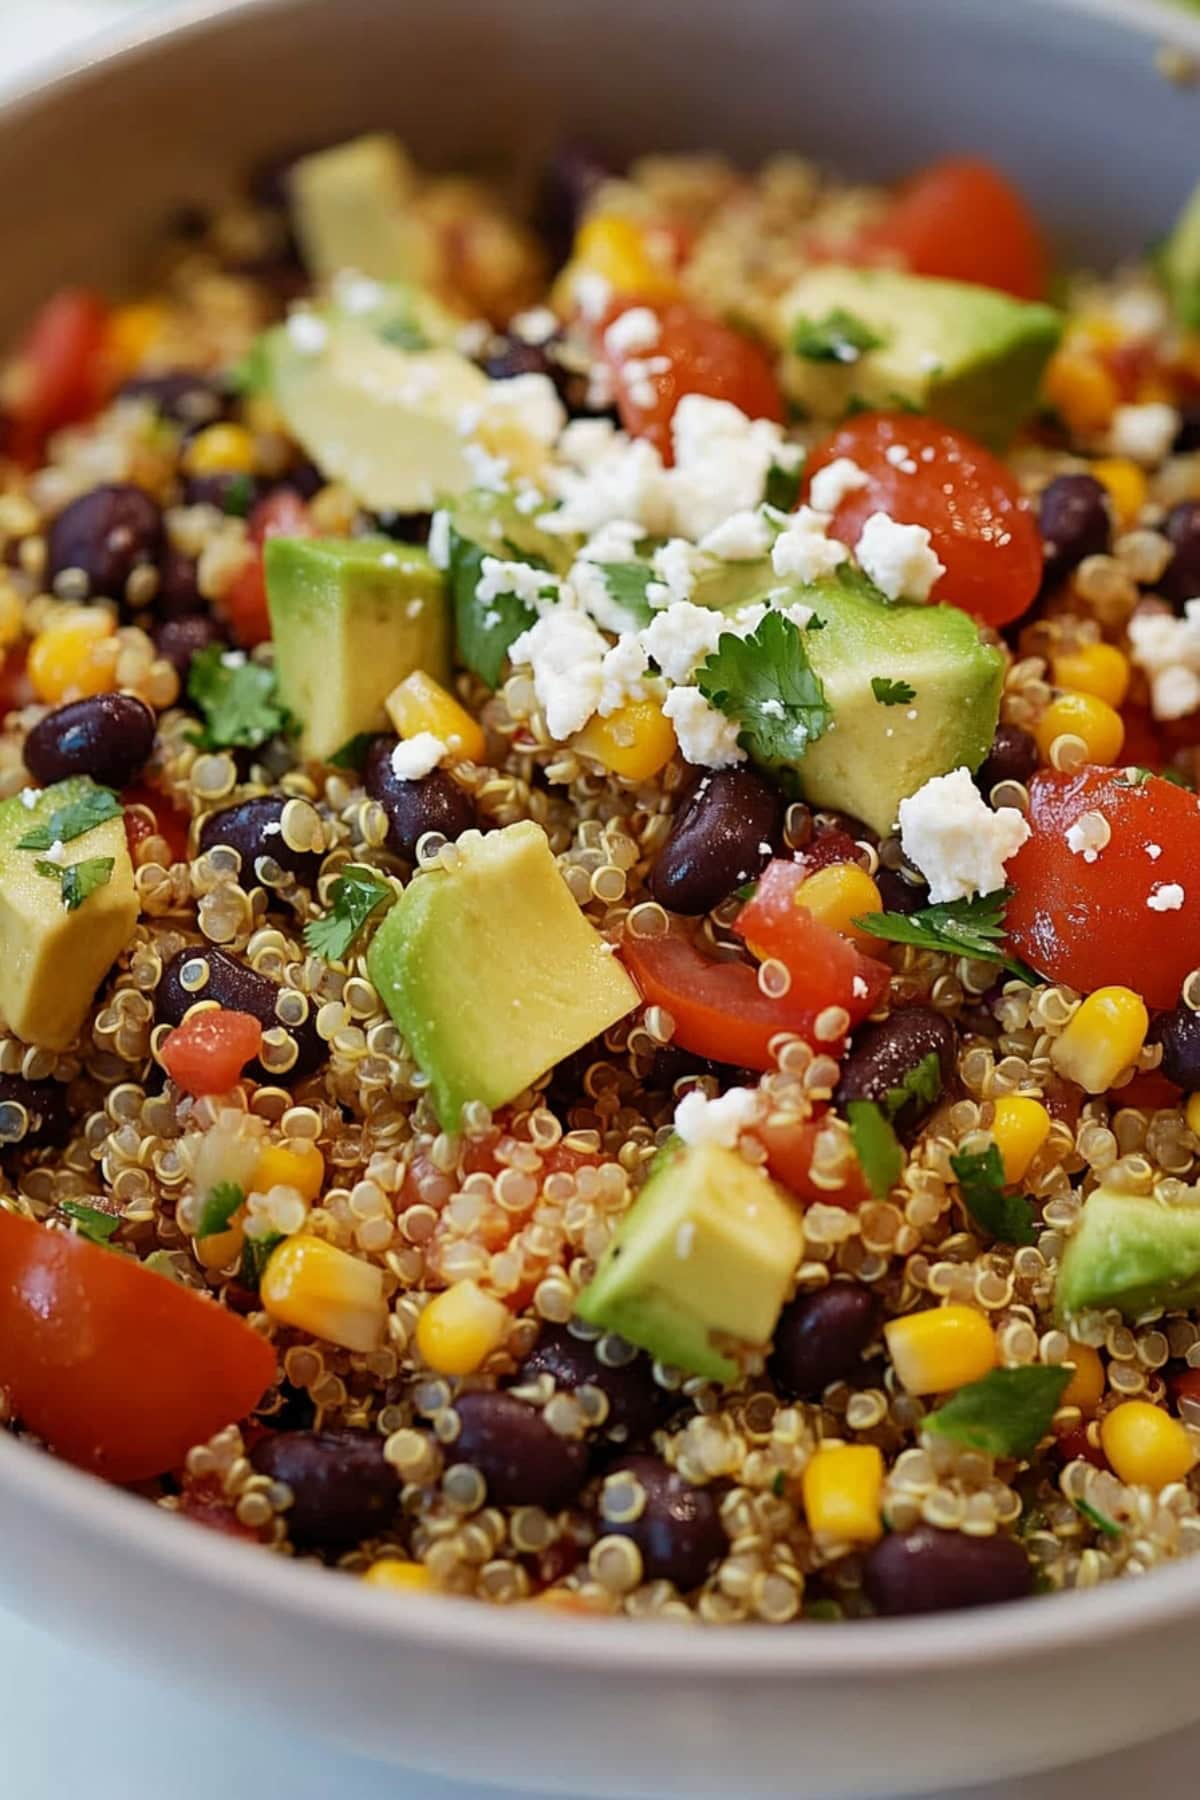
left=884, top=1050, right=943, bottom=1121
left=790, top=307, right=886, bottom=364
left=593, top=562, right=657, bottom=626
left=227, top=335, right=270, bottom=395
left=187, top=646, right=292, bottom=751
left=197, top=1181, right=245, bottom=1239
left=448, top=529, right=540, bottom=689
left=327, top=732, right=379, bottom=772
left=833, top=560, right=892, bottom=606
left=871, top=676, right=917, bottom=707
left=1075, top=1497, right=1121, bottom=1538
left=304, top=864, right=394, bottom=962
left=18, top=781, right=121, bottom=851
left=951, top=1143, right=1038, bottom=1246
left=35, top=855, right=115, bottom=913
left=696, top=609, right=832, bottom=766
left=764, top=462, right=804, bottom=511
left=377, top=315, right=429, bottom=352
left=221, top=472, right=255, bottom=518
left=240, top=1230, right=284, bottom=1289
left=846, top=1100, right=904, bottom=1198
left=59, top=1199, right=120, bottom=1244
left=851, top=887, right=1039, bottom=984
left=924, top=1365, right=1072, bottom=1459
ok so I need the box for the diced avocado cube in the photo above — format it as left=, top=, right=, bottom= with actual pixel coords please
left=289, top=133, right=439, bottom=289
left=265, top=535, right=449, bottom=762
left=777, top=266, right=1062, bottom=447
left=577, top=1140, right=804, bottom=1382
left=1162, top=177, right=1200, bottom=330
left=445, top=489, right=579, bottom=687
left=1058, top=1187, right=1200, bottom=1321
left=0, top=778, right=137, bottom=1050
left=366, top=820, right=638, bottom=1129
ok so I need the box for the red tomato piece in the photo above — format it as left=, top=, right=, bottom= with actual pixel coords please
left=121, top=781, right=190, bottom=864
left=1117, top=1069, right=1181, bottom=1111
left=1006, top=768, right=1200, bottom=1009
left=0, top=1208, right=276, bottom=1482
left=732, top=860, right=891, bottom=1015
left=867, top=158, right=1048, bottom=301
left=805, top=412, right=1042, bottom=628
left=602, top=299, right=784, bottom=463
left=756, top=1114, right=870, bottom=1210
left=161, top=1010, right=263, bottom=1096
left=6, top=288, right=111, bottom=457
left=223, top=490, right=311, bottom=648
left=1053, top=1422, right=1108, bottom=1471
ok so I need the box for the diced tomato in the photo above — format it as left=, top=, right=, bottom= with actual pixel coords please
left=733, top=860, right=891, bottom=1013
left=866, top=158, right=1048, bottom=301
left=1006, top=768, right=1200, bottom=1009
left=1053, top=1422, right=1108, bottom=1471
left=797, top=828, right=863, bottom=874
left=5, top=288, right=112, bottom=458
left=121, top=781, right=190, bottom=864
left=222, top=490, right=311, bottom=648
left=805, top=411, right=1042, bottom=629
left=0, top=1208, right=276, bottom=1482
left=601, top=299, right=784, bottom=463
left=1168, top=1367, right=1200, bottom=1409
left=161, top=1010, right=263, bottom=1096
left=0, top=645, right=31, bottom=719
left=756, top=1114, right=870, bottom=1210
left=1117, top=1069, right=1181, bottom=1111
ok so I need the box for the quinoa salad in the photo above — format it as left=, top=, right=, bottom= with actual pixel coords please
left=7, top=137, right=1200, bottom=1627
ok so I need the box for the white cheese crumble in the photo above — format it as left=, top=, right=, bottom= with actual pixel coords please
left=461, top=372, right=566, bottom=449
left=508, top=609, right=609, bottom=739
left=44, top=838, right=66, bottom=866
left=808, top=456, right=869, bottom=514
left=1129, top=600, right=1200, bottom=718
left=390, top=733, right=447, bottom=780
left=511, top=305, right=559, bottom=345
left=427, top=509, right=451, bottom=570
left=603, top=307, right=662, bottom=359
left=855, top=512, right=945, bottom=603
left=1148, top=883, right=1186, bottom=912
left=285, top=310, right=329, bottom=355
left=1065, top=810, right=1110, bottom=863
left=476, top=556, right=559, bottom=611
left=898, top=766, right=1030, bottom=904
left=885, top=443, right=918, bottom=475
left=771, top=506, right=848, bottom=583
left=18, top=788, right=38, bottom=810
left=597, top=635, right=650, bottom=716
left=670, top=396, right=801, bottom=541
left=546, top=423, right=672, bottom=538
left=648, top=538, right=706, bottom=608
left=674, top=1084, right=761, bottom=1149
left=700, top=509, right=774, bottom=561
left=640, top=601, right=726, bottom=683
left=1108, top=401, right=1180, bottom=468
left=661, top=686, right=745, bottom=768
left=330, top=269, right=385, bottom=315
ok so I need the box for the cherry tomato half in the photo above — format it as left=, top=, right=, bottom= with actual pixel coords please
left=602, top=299, right=784, bottom=463
left=0, top=1208, right=276, bottom=1482
left=867, top=158, right=1048, bottom=301
left=732, top=860, right=891, bottom=1018
left=755, top=1114, right=870, bottom=1210
left=6, top=289, right=111, bottom=460
left=1006, top=768, right=1200, bottom=1009
left=805, top=411, right=1042, bottom=628
left=223, top=490, right=311, bottom=648
left=122, top=781, right=190, bottom=865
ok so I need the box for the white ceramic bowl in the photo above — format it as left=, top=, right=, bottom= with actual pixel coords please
left=4, top=3, right=1200, bottom=1794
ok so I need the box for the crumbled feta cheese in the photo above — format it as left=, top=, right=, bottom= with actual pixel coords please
left=597, top=634, right=650, bottom=717
left=390, top=733, right=447, bottom=780
left=852, top=975, right=869, bottom=999
left=674, top=1084, right=760, bottom=1149
left=648, top=538, right=706, bottom=608
left=575, top=272, right=613, bottom=321
left=670, top=396, right=797, bottom=540
left=44, top=838, right=66, bottom=866
left=476, top=556, right=560, bottom=611
left=603, top=307, right=662, bottom=358
left=884, top=443, right=918, bottom=475
left=427, top=510, right=451, bottom=571
left=580, top=519, right=645, bottom=564
left=511, top=305, right=560, bottom=345
left=808, top=457, right=869, bottom=514
left=286, top=310, right=329, bottom=354
left=546, top=423, right=672, bottom=538
left=463, top=372, right=566, bottom=449
left=1108, top=401, right=1180, bottom=467
left=461, top=439, right=510, bottom=491
left=1065, top=810, right=1110, bottom=863
left=640, top=602, right=726, bottom=683
left=220, top=650, right=247, bottom=669
left=898, top=766, right=1030, bottom=904
left=509, top=608, right=609, bottom=738
left=661, top=686, right=745, bottom=768
left=331, top=269, right=385, bottom=315
left=771, top=506, right=848, bottom=583
left=1147, top=842, right=1163, bottom=860
left=700, top=509, right=774, bottom=561
left=855, top=512, right=945, bottom=603
left=18, top=788, right=37, bottom=810
left=1148, top=882, right=1185, bottom=912
left=1129, top=600, right=1200, bottom=718
left=569, top=561, right=641, bottom=636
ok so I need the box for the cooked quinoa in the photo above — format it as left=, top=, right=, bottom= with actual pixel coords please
left=5, top=136, right=1200, bottom=1624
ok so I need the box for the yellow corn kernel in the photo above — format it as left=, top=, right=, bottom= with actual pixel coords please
left=1090, top=457, right=1147, bottom=533
left=260, top=1233, right=387, bottom=1353
left=1051, top=985, right=1148, bottom=1095
left=802, top=1443, right=884, bottom=1544
left=1061, top=1341, right=1105, bottom=1415
left=183, top=422, right=257, bottom=477
left=885, top=1304, right=997, bottom=1396
left=27, top=610, right=117, bottom=704
left=574, top=699, right=676, bottom=781
left=552, top=213, right=677, bottom=312
left=990, top=1095, right=1051, bottom=1186
left=416, top=1279, right=511, bottom=1376
left=385, top=670, right=486, bottom=765
left=107, top=299, right=170, bottom=376
left=794, top=862, right=882, bottom=948
left=1070, top=313, right=1124, bottom=352
left=1050, top=643, right=1130, bottom=710
left=1186, top=1092, right=1200, bottom=1137
left=1100, top=1400, right=1197, bottom=1491
left=1035, top=691, right=1124, bottom=768
left=1043, top=349, right=1119, bottom=437
left=363, top=1558, right=436, bottom=1593
left=253, top=1141, right=325, bottom=1204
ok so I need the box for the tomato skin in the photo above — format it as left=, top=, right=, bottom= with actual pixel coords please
left=806, top=412, right=1042, bottom=628
left=1006, top=769, right=1200, bottom=1009
left=121, top=782, right=190, bottom=864
left=732, top=860, right=891, bottom=1017
left=6, top=289, right=111, bottom=458
left=756, top=1115, right=870, bottom=1209
left=602, top=299, right=784, bottom=463
left=868, top=158, right=1048, bottom=301
left=161, top=1010, right=263, bottom=1096
left=223, top=491, right=311, bottom=648
left=0, top=1209, right=276, bottom=1482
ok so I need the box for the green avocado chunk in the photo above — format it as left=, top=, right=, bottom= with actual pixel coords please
left=265, top=535, right=449, bottom=762
left=1058, top=1187, right=1200, bottom=1321
left=444, top=489, right=579, bottom=687
left=776, top=266, right=1062, bottom=446
left=0, top=778, right=137, bottom=1050
left=288, top=133, right=439, bottom=289
left=366, top=820, right=638, bottom=1129
left=1162, top=177, right=1200, bottom=331
left=576, top=1139, right=804, bottom=1382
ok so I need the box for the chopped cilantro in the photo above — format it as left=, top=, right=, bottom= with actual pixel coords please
left=805, top=614, right=826, bottom=631
left=227, top=336, right=270, bottom=395
left=304, top=864, right=394, bottom=962
left=221, top=472, right=255, bottom=518
left=327, top=732, right=379, bottom=772
left=851, top=887, right=1039, bottom=983
left=18, top=781, right=121, bottom=852
left=884, top=1050, right=942, bottom=1121
left=34, top=855, right=115, bottom=913
left=846, top=1100, right=904, bottom=1199
left=790, top=307, right=885, bottom=364
left=377, top=315, right=429, bottom=352
left=240, top=1230, right=284, bottom=1289
left=833, top=560, right=891, bottom=606
left=950, top=1143, right=1037, bottom=1246
left=593, top=561, right=657, bottom=626
left=187, top=646, right=292, bottom=751
left=696, top=609, right=832, bottom=766
left=772, top=1470, right=787, bottom=1497
left=448, top=529, right=543, bottom=689
left=1162, top=766, right=1195, bottom=791
left=764, top=461, right=804, bottom=511
left=196, top=1181, right=245, bottom=1239
left=924, top=1365, right=1072, bottom=1459
left=59, top=1199, right=120, bottom=1244
left=871, top=676, right=917, bottom=707
left=1075, top=1497, right=1121, bottom=1538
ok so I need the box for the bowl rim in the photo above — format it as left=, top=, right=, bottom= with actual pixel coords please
left=5, top=0, right=1200, bottom=1680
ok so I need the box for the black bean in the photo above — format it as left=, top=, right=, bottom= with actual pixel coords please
left=1160, top=501, right=1200, bottom=609
left=648, top=768, right=783, bottom=916
left=599, top=1455, right=725, bottom=1590
left=539, top=142, right=622, bottom=263
left=371, top=511, right=430, bottom=546
left=119, top=370, right=226, bottom=432
left=156, top=945, right=325, bottom=1078
left=450, top=1391, right=589, bottom=1508
left=483, top=336, right=560, bottom=383
left=874, top=865, right=928, bottom=915
left=249, top=1428, right=398, bottom=1551
left=47, top=483, right=163, bottom=599
left=364, top=737, right=475, bottom=861
left=1174, top=404, right=1200, bottom=455
left=0, top=1073, right=71, bottom=1149
left=834, top=1005, right=958, bottom=1136
left=1147, top=1004, right=1200, bottom=1089
left=182, top=472, right=265, bottom=515
left=24, top=693, right=156, bottom=789
left=275, top=460, right=323, bottom=501
left=198, top=795, right=322, bottom=885
left=1038, top=474, right=1110, bottom=585
left=769, top=1285, right=881, bottom=1401
left=863, top=1525, right=1032, bottom=1617
left=156, top=546, right=205, bottom=618
left=975, top=723, right=1038, bottom=799
left=154, top=613, right=226, bottom=679
left=515, top=1325, right=670, bottom=1445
